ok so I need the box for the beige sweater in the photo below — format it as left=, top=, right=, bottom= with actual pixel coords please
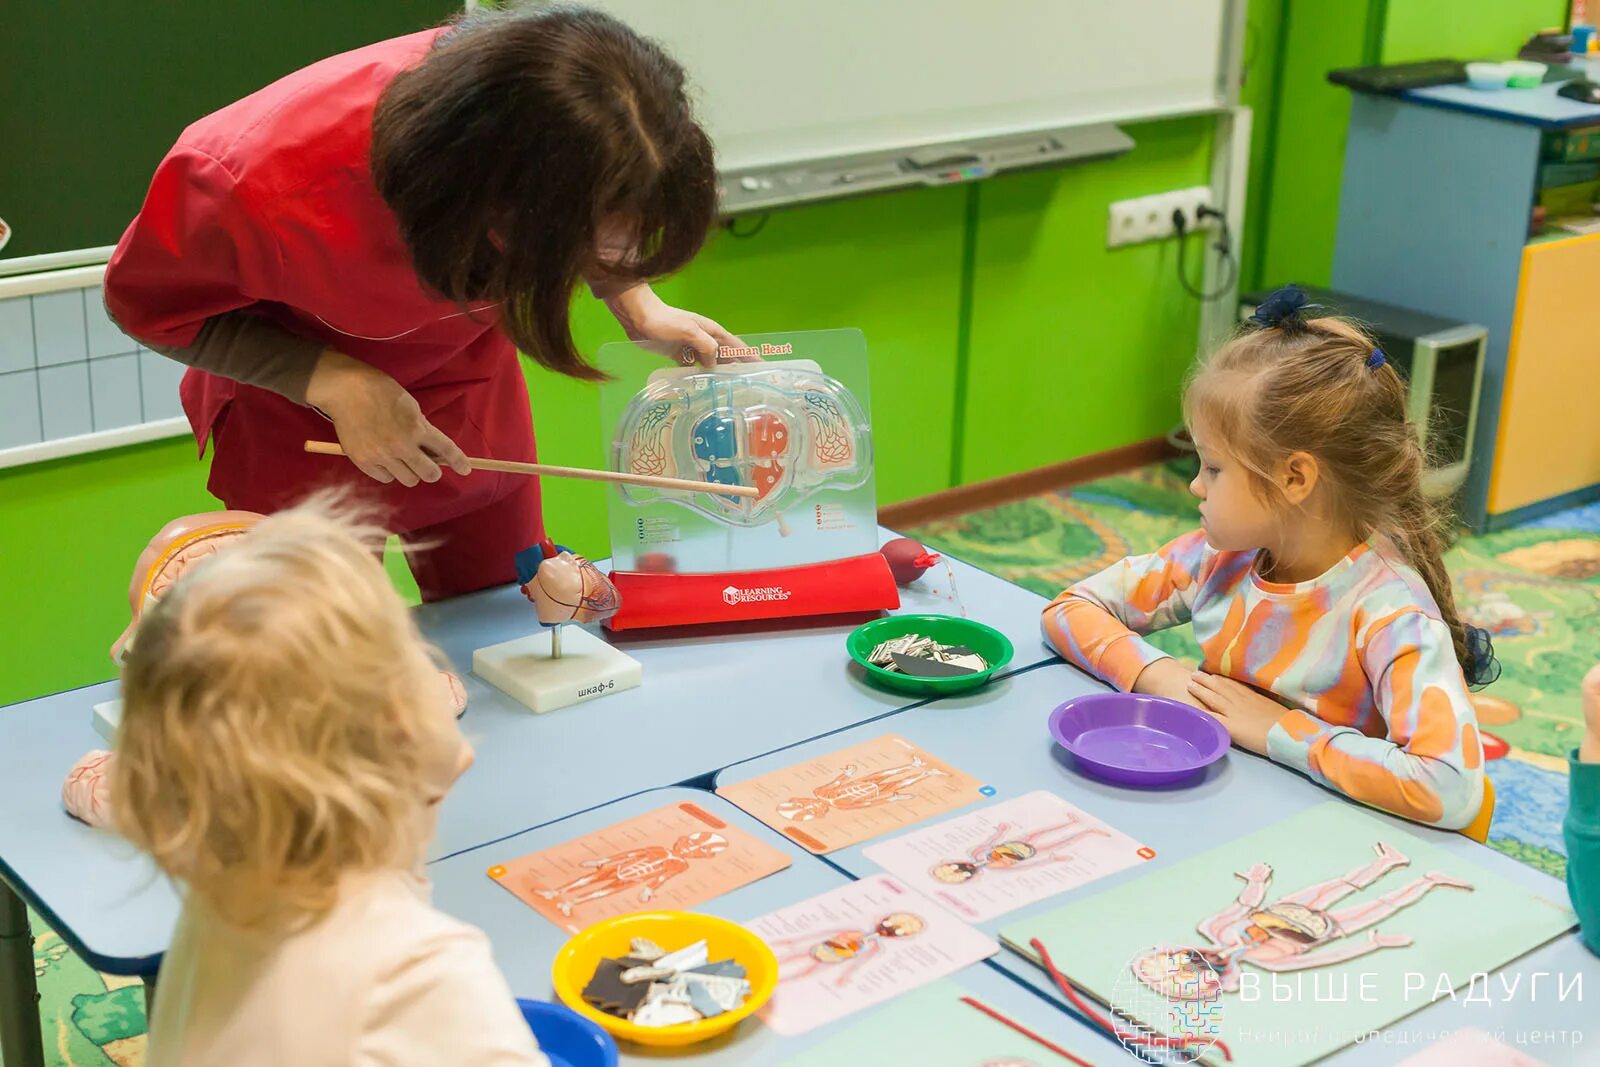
left=147, top=870, right=549, bottom=1067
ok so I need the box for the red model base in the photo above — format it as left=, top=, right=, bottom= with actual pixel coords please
left=604, top=553, right=900, bottom=631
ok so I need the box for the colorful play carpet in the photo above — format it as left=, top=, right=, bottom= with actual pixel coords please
left=16, top=462, right=1599, bottom=1066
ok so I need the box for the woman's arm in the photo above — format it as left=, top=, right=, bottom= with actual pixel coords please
left=601, top=282, right=741, bottom=366
left=104, top=145, right=468, bottom=486
left=106, top=297, right=323, bottom=404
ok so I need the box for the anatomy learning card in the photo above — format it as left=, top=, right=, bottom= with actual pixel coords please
left=863, top=790, right=1155, bottom=922
left=716, top=734, right=986, bottom=854
left=749, top=874, right=998, bottom=1035
left=487, top=801, right=791, bottom=933
left=999, top=803, right=1575, bottom=1067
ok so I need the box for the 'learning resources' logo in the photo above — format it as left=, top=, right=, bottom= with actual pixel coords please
left=722, top=584, right=792, bottom=606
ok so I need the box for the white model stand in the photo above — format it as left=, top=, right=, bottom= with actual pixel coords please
left=93, top=699, right=122, bottom=743
left=472, top=626, right=641, bottom=714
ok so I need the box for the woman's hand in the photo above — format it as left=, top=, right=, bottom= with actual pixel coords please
left=305, top=350, right=471, bottom=487
left=605, top=283, right=742, bottom=367
left=1187, top=671, right=1288, bottom=755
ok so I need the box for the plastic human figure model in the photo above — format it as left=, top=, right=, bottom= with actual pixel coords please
left=776, top=756, right=948, bottom=821
left=768, top=913, right=926, bottom=987
left=930, top=818, right=1110, bottom=884
left=1131, top=843, right=1473, bottom=1000
left=533, top=832, right=727, bottom=917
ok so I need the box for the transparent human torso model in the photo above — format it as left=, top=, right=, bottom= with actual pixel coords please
left=601, top=332, right=880, bottom=573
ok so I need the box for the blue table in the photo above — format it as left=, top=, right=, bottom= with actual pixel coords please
left=1402, top=79, right=1600, bottom=130
left=0, top=532, right=1055, bottom=1065
left=716, top=662, right=1599, bottom=1065
left=426, top=787, right=1119, bottom=1065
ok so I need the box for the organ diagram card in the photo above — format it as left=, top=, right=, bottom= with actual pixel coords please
left=716, top=734, right=986, bottom=854
left=748, top=873, right=998, bottom=1035
left=487, top=800, right=791, bottom=933
left=863, top=790, right=1155, bottom=922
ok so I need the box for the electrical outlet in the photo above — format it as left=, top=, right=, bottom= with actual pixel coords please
left=1106, top=186, right=1215, bottom=248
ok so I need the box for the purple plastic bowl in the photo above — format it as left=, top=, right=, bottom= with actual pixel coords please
left=1048, top=693, right=1230, bottom=787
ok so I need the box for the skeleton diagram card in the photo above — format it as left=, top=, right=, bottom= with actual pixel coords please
left=487, top=801, right=791, bottom=933
left=749, top=874, right=998, bottom=1035
left=863, top=791, right=1156, bottom=922
left=716, top=734, right=986, bottom=854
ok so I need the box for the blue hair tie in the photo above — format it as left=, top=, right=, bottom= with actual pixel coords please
left=1366, top=348, right=1387, bottom=370
left=1248, top=284, right=1322, bottom=333
left=1463, top=625, right=1501, bottom=689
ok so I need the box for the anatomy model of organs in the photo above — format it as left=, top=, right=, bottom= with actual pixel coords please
left=614, top=363, right=871, bottom=529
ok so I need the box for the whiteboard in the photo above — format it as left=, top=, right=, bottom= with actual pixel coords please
left=585, top=0, right=1233, bottom=172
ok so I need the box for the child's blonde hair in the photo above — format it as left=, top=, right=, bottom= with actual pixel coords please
left=111, top=494, right=455, bottom=930
left=1184, top=289, right=1493, bottom=685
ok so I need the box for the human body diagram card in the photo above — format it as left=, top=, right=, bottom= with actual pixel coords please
left=749, top=874, right=998, bottom=1035
left=487, top=801, right=791, bottom=933
left=863, top=790, right=1156, bottom=922
left=716, top=734, right=986, bottom=854
left=998, top=803, right=1575, bottom=1067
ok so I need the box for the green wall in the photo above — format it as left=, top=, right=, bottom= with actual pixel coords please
left=1254, top=0, right=1569, bottom=291
left=1381, top=0, right=1570, bottom=64
left=960, top=119, right=1213, bottom=483
left=0, top=0, right=1577, bottom=707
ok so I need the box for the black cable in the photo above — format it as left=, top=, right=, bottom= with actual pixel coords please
left=723, top=213, right=771, bottom=239
left=1172, top=204, right=1238, bottom=301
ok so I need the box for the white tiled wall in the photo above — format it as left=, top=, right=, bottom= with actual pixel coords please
left=0, top=284, right=184, bottom=451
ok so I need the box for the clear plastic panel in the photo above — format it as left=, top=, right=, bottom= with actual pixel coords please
left=599, top=329, right=878, bottom=573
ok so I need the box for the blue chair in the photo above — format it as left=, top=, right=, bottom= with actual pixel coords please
left=517, top=999, right=618, bottom=1067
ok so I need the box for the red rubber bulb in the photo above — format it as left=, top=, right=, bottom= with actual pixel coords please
left=881, top=537, right=940, bottom=585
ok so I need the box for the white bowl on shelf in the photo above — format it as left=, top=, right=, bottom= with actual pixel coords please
left=1465, top=62, right=1510, bottom=90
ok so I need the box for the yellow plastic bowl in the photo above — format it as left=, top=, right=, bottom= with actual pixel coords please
left=550, top=911, right=778, bottom=1048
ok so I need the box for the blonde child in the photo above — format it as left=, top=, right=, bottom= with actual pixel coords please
left=1042, top=286, right=1497, bottom=831
left=111, top=497, right=549, bottom=1066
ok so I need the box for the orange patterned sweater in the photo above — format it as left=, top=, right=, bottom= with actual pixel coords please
left=1041, top=530, right=1485, bottom=830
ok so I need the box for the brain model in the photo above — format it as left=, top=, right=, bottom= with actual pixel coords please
left=614, top=363, right=871, bottom=526
left=111, top=510, right=265, bottom=663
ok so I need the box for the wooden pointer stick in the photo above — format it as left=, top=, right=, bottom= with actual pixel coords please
left=303, top=440, right=760, bottom=499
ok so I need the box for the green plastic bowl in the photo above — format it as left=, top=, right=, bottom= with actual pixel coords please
left=846, top=613, right=1014, bottom=695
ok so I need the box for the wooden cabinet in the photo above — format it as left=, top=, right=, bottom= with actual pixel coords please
left=1489, top=233, right=1600, bottom=516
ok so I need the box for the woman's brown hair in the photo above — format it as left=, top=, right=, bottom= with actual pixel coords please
left=372, top=3, right=718, bottom=380
left=1183, top=286, right=1497, bottom=686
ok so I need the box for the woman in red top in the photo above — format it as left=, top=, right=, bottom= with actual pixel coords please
left=104, top=5, right=736, bottom=600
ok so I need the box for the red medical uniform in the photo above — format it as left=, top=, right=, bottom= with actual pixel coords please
left=104, top=29, right=541, bottom=600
